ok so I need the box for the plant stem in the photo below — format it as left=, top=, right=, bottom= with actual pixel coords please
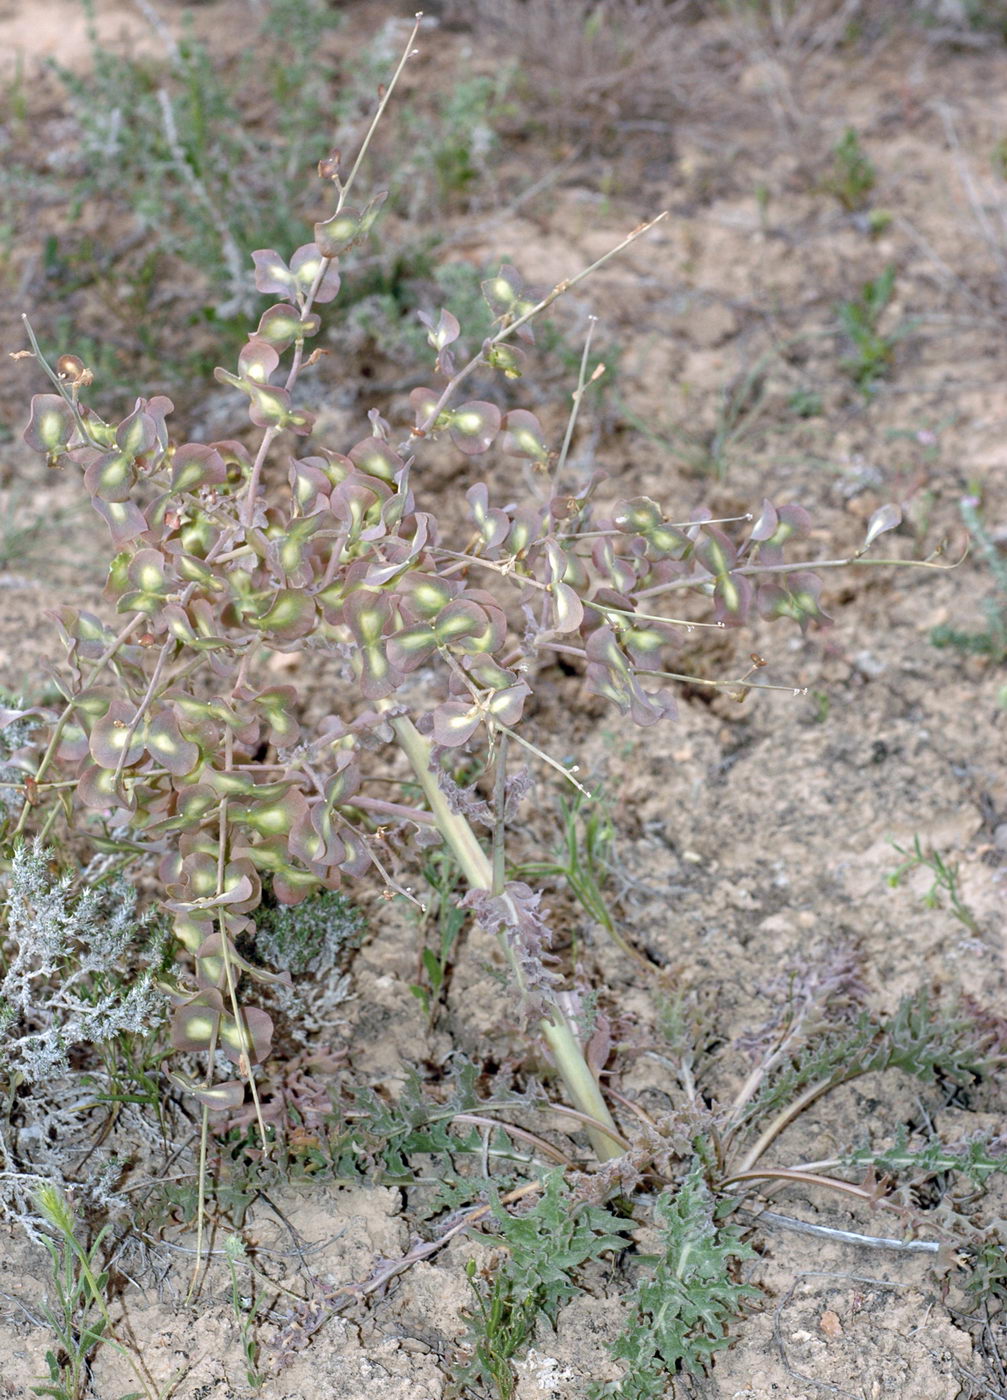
left=390, top=715, right=623, bottom=1160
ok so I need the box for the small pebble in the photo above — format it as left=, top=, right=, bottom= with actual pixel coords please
left=853, top=650, right=886, bottom=679
left=820, top=1309, right=844, bottom=1339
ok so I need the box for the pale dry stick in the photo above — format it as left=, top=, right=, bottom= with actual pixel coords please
left=624, top=663, right=808, bottom=700
left=944, top=1357, right=1007, bottom=1400
left=724, top=1161, right=953, bottom=1242
left=535, top=643, right=808, bottom=729
left=493, top=720, right=591, bottom=798
left=563, top=511, right=755, bottom=538
left=551, top=315, right=599, bottom=494
left=981, top=1305, right=1007, bottom=1396
left=533, top=313, right=603, bottom=634
left=257, top=1184, right=556, bottom=1365
left=331, top=1178, right=547, bottom=1307
left=746, top=1209, right=941, bottom=1255
left=286, top=10, right=422, bottom=344
left=188, top=734, right=269, bottom=1298
left=188, top=1051, right=222, bottom=1298
left=214, top=789, right=270, bottom=1146
left=0, top=1284, right=47, bottom=1327
left=341, top=17, right=424, bottom=206
left=236, top=418, right=277, bottom=536
left=729, top=1007, right=818, bottom=1123
left=589, top=601, right=725, bottom=631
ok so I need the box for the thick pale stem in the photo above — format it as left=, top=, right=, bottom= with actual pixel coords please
left=537, top=1016, right=623, bottom=1161
left=390, top=715, right=623, bottom=1160
left=391, top=715, right=492, bottom=891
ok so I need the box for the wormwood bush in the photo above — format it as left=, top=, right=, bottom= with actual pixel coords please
left=253, top=886, right=364, bottom=978
left=8, top=18, right=910, bottom=1206
left=0, top=840, right=167, bottom=1224
left=0, top=841, right=165, bottom=1086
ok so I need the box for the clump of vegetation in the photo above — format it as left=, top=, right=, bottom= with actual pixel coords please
left=0, top=841, right=167, bottom=1222
left=317, top=977, right=1005, bottom=1397
left=48, top=0, right=342, bottom=319
left=253, top=888, right=364, bottom=978
left=589, top=1167, right=759, bottom=1399
left=458, top=1172, right=628, bottom=1399
left=30, top=2, right=512, bottom=400
left=14, top=4, right=906, bottom=1216
left=824, top=127, right=877, bottom=211
left=514, top=789, right=642, bottom=960
left=31, top=1184, right=161, bottom=1400
left=888, top=834, right=982, bottom=936
left=0, top=841, right=165, bottom=1087
left=836, top=265, right=909, bottom=394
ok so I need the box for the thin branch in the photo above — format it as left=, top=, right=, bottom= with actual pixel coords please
left=451, top=1113, right=571, bottom=1165
left=398, top=212, right=668, bottom=456
left=637, top=548, right=967, bottom=601
left=720, top=1166, right=881, bottom=1205
left=551, top=315, right=598, bottom=497
left=731, top=1074, right=839, bottom=1176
